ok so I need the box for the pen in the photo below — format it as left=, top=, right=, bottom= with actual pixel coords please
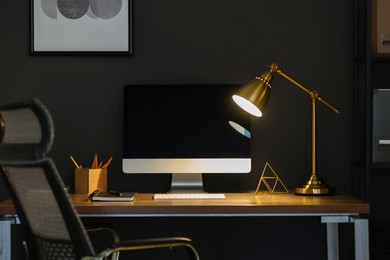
left=70, top=156, right=81, bottom=169
left=109, top=190, right=122, bottom=196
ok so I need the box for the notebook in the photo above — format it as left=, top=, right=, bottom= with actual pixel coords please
left=88, top=190, right=136, bottom=202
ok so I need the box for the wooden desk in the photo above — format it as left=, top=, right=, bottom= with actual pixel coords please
left=0, top=193, right=370, bottom=260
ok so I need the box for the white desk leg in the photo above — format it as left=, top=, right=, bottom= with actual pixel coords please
left=352, top=217, right=369, bottom=260
left=322, top=216, right=350, bottom=260
left=0, top=218, right=12, bottom=260
left=326, top=222, right=339, bottom=260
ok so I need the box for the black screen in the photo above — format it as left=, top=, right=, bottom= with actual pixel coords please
left=123, top=85, right=250, bottom=159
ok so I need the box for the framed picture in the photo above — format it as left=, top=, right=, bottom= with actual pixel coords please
left=31, top=0, right=132, bottom=55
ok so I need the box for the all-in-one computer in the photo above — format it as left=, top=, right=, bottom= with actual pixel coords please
left=123, top=84, right=251, bottom=198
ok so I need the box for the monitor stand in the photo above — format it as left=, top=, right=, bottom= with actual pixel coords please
left=170, top=173, right=205, bottom=193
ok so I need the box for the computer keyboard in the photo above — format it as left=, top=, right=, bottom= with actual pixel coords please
left=153, top=193, right=226, bottom=200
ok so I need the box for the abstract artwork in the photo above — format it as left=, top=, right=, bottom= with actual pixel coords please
left=31, top=0, right=132, bottom=54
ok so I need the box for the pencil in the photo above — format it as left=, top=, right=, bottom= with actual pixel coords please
left=69, top=156, right=80, bottom=169
left=91, top=154, right=98, bottom=169
left=102, top=156, right=113, bottom=169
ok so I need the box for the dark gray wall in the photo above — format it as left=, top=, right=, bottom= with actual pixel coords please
left=1, top=0, right=354, bottom=259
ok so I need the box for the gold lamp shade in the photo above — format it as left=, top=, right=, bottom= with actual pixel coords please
left=232, top=70, right=273, bottom=117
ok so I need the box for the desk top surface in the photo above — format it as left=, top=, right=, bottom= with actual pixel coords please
left=0, top=192, right=369, bottom=217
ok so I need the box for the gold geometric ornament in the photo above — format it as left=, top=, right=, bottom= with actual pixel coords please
left=255, top=162, right=288, bottom=194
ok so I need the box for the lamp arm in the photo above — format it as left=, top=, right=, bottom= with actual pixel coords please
left=269, top=63, right=340, bottom=114
left=262, top=63, right=339, bottom=195
left=315, top=96, right=341, bottom=114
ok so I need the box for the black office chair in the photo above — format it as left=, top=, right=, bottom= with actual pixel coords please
left=0, top=158, right=199, bottom=260
left=0, top=99, right=200, bottom=260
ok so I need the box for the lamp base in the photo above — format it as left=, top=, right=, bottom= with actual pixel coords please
left=294, top=174, right=334, bottom=195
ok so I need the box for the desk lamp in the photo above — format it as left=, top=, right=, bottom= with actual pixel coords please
left=233, top=63, right=340, bottom=195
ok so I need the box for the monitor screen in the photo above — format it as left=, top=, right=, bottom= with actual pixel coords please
left=123, top=84, right=251, bottom=191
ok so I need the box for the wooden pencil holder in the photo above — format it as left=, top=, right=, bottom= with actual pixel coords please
left=75, top=168, right=107, bottom=194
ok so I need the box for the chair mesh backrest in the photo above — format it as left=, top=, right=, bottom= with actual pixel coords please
left=0, top=99, right=54, bottom=160
left=1, top=159, right=94, bottom=259
left=5, top=166, right=70, bottom=240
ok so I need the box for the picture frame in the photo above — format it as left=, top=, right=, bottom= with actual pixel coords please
left=30, top=0, right=132, bottom=55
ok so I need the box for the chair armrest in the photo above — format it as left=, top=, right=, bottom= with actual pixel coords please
left=86, top=227, right=120, bottom=260
left=108, top=236, right=195, bottom=249
left=82, top=237, right=199, bottom=260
